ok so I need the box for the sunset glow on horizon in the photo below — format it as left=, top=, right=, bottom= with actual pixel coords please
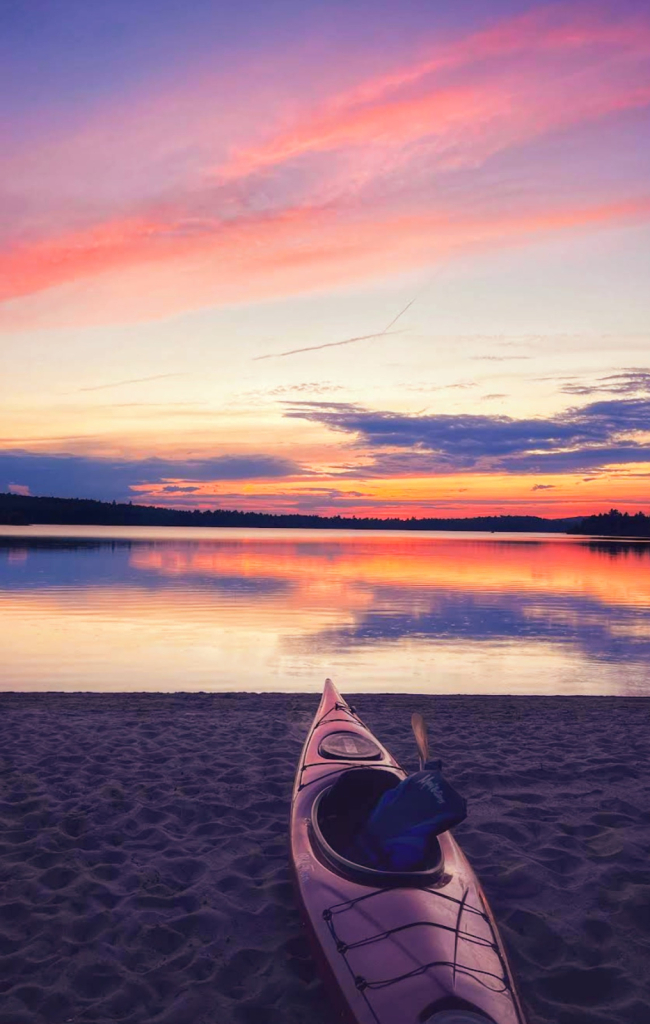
left=2, top=0, right=649, bottom=518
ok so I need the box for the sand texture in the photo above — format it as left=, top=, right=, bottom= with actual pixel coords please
left=0, top=692, right=648, bottom=1024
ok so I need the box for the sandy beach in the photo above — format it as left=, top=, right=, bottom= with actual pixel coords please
left=0, top=691, right=648, bottom=1024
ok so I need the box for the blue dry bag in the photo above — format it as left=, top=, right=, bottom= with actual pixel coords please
left=350, top=759, right=467, bottom=871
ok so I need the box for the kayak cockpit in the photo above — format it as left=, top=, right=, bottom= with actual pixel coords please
left=311, top=767, right=445, bottom=886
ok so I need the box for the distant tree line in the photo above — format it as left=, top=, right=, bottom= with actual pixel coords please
left=0, top=492, right=579, bottom=532
left=568, top=509, right=650, bottom=538
left=2, top=492, right=647, bottom=536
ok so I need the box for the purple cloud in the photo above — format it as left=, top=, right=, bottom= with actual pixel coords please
left=0, top=451, right=302, bottom=502
left=285, top=396, right=650, bottom=474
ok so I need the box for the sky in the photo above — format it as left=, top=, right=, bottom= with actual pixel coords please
left=1, top=0, right=649, bottom=518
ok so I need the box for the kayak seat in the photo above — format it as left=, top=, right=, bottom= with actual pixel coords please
left=312, top=768, right=444, bottom=886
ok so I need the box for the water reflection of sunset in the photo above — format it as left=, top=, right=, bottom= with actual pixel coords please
left=1, top=527, right=649, bottom=694
left=129, top=532, right=650, bottom=610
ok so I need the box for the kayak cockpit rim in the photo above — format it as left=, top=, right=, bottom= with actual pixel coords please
left=318, top=730, right=383, bottom=760
left=310, top=766, right=446, bottom=887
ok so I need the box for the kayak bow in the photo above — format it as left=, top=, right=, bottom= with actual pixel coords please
left=290, top=679, right=527, bottom=1024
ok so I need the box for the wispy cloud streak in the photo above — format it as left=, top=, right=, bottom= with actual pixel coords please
left=560, top=369, right=650, bottom=396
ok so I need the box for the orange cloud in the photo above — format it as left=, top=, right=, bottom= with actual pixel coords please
left=129, top=455, right=650, bottom=523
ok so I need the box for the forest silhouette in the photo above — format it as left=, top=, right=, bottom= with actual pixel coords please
left=1, top=493, right=649, bottom=536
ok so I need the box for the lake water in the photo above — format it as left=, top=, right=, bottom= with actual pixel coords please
left=1, top=525, right=649, bottom=694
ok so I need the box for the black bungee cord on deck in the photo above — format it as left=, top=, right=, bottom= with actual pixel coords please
left=321, top=883, right=520, bottom=1024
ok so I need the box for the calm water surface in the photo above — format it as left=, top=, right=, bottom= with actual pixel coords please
left=1, top=525, right=649, bottom=694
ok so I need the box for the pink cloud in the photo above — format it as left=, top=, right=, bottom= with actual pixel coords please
left=339, top=4, right=650, bottom=109
left=219, top=5, right=650, bottom=180
left=1, top=195, right=649, bottom=330
left=1, top=3, right=649, bottom=328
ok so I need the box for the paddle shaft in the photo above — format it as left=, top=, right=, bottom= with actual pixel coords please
left=411, top=712, right=430, bottom=770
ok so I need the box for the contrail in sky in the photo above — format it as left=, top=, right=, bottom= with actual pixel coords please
left=77, top=373, right=185, bottom=392
left=253, top=329, right=405, bottom=361
left=383, top=297, right=416, bottom=332
left=253, top=296, right=416, bottom=361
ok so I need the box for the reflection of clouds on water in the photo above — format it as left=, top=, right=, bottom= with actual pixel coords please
left=0, top=538, right=292, bottom=597
left=291, top=586, right=650, bottom=665
left=2, top=532, right=650, bottom=674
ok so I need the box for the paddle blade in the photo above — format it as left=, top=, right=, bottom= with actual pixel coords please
left=411, top=712, right=430, bottom=769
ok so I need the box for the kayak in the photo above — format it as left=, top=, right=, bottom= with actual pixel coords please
left=290, top=679, right=527, bottom=1024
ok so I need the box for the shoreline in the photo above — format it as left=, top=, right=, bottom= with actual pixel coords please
left=2, top=690, right=650, bottom=700
left=3, top=523, right=650, bottom=542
